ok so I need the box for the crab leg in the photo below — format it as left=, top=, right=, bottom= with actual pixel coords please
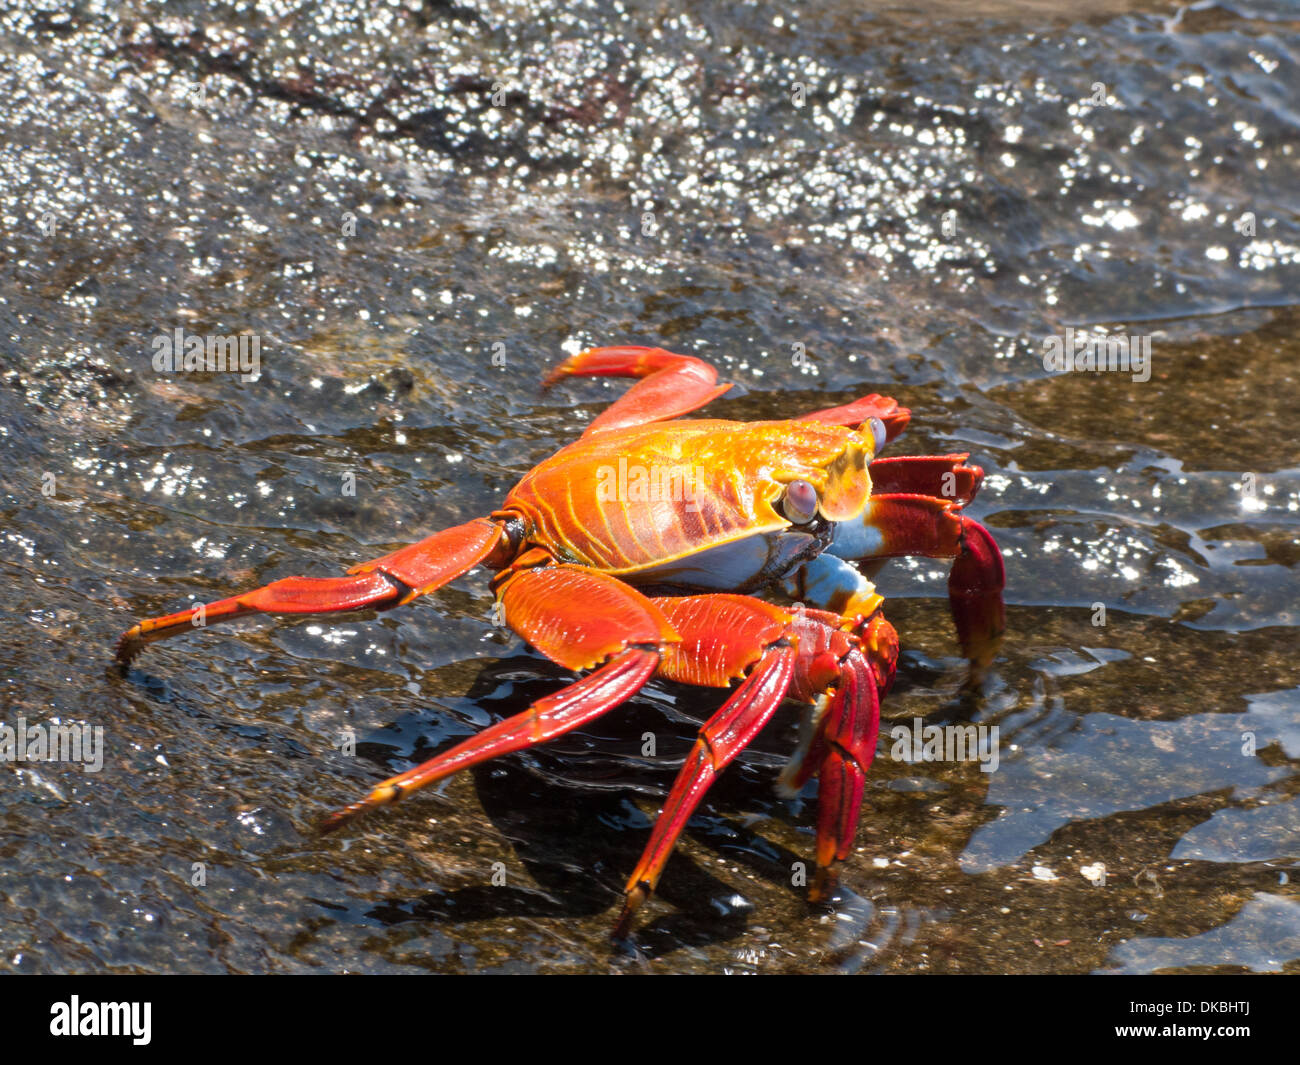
left=613, top=596, right=896, bottom=933
left=808, top=649, right=880, bottom=900
left=771, top=612, right=894, bottom=900
left=783, top=553, right=885, bottom=626
left=798, top=395, right=911, bottom=442
left=321, top=563, right=680, bottom=830
left=868, top=453, right=984, bottom=503
left=827, top=494, right=1006, bottom=675
left=946, top=517, right=1006, bottom=675
left=321, top=645, right=659, bottom=831
left=115, top=518, right=507, bottom=664
left=544, top=345, right=733, bottom=435
left=615, top=638, right=798, bottom=935
left=778, top=611, right=896, bottom=786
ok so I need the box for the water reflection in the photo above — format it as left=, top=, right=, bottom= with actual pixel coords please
left=0, top=0, right=1296, bottom=972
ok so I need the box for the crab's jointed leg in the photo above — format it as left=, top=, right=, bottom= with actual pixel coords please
left=544, top=345, right=733, bottom=436
left=116, top=517, right=509, bottom=665
left=320, top=562, right=680, bottom=831
left=867, top=453, right=983, bottom=501
left=614, top=595, right=898, bottom=933
left=320, top=646, right=660, bottom=833
left=777, top=612, right=896, bottom=901
left=818, top=459, right=1006, bottom=678
left=614, top=595, right=799, bottom=933
left=806, top=646, right=880, bottom=900
left=799, top=395, right=912, bottom=443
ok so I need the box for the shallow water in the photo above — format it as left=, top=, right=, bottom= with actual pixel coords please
left=1, top=0, right=1297, bottom=973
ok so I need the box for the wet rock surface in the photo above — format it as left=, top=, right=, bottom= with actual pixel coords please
left=0, top=0, right=1297, bottom=972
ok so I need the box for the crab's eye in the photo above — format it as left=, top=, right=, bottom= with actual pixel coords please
left=867, top=417, right=888, bottom=453
left=782, top=479, right=819, bottom=524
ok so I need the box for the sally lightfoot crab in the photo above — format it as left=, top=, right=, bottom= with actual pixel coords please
left=116, top=346, right=1005, bottom=934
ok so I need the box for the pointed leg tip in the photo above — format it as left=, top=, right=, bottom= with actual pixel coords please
left=959, top=630, right=1003, bottom=681
left=809, top=865, right=839, bottom=904
left=317, top=812, right=347, bottom=835
left=318, top=812, right=353, bottom=836
left=962, top=657, right=994, bottom=691
left=318, top=800, right=370, bottom=835
left=115, top=627, right=145, bottom=668
left=542, top=349, right=597, bottom=386
left=113, top=611, right=203, bottom=666
left=320, top=782, right=406, bottom=835
left=612, top=884, right=650, bottom=940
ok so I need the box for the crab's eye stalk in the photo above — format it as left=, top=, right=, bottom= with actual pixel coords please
left=782, top=479, right=819, bottom=524
left=867, top=416, right=887, bottom=454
